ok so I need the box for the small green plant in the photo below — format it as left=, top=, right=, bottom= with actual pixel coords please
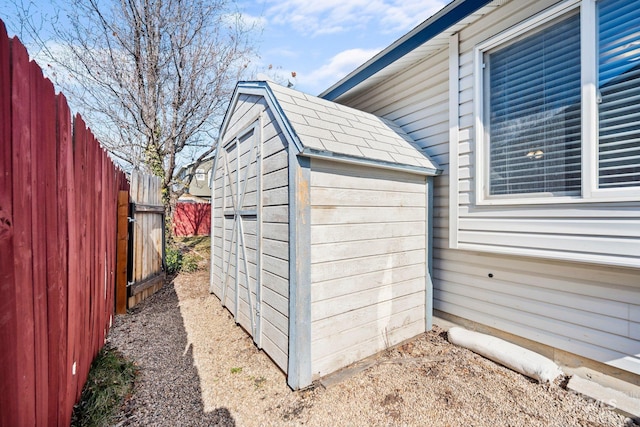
left=165, top=245, right=183, bottom=274
left=181, top=252, right=200, bottom=272
left=71, top=346, right=137, bottom=427
left=230, top=367, right=243, bottom=374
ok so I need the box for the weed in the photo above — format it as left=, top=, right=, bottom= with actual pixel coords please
left=71, top=345, right=137, bottom=427
left=165, top=236, right=210, bottom=273
left=230, top=367, right=243, bottom=374
left=253, top=376, right=267, bottom=389
left=165, top=245, right=183, bottom=274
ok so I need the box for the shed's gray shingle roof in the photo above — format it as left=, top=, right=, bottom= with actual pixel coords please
left=264, top=82, right=440, bottom=174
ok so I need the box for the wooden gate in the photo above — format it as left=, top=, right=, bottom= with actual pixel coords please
left=220, top=126, right=262, bottom=346
left=127, top=171, right=165, bottom=308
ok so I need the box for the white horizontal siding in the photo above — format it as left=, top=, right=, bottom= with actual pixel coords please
left=312, top=317, right=425, bottom=379
left=309, top=159, right=426, bottom=377
left=334, top=0, right=640, bottom=377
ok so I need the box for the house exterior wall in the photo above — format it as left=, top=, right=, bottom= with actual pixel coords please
left=309, top=158, right=427, bottom=377
left=211, top=93, right=290, bottom=372
left=188, top=160, right=213, bottom=198
left=335, top=0, right=640, bottom=376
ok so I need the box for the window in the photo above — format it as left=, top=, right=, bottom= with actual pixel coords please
left=598, top=0, right=640, bottom=188
left=477, top=0, right=640, bottom=202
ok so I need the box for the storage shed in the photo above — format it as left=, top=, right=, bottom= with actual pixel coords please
left=210, top=81, right=441, bottom=389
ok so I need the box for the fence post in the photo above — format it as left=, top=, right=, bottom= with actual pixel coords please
left=115, top=191, right=129, bottom=314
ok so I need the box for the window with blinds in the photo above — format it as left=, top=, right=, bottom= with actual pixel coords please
left=485, top=14, right=582, bottom=196
left=598, top=0, right=640, bottom=189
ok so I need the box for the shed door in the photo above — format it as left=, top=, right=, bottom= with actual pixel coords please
left=221, top=128, right=262, bottom=346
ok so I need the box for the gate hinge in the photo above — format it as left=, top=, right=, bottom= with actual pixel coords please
left=127, top=217, right=136, bottom=223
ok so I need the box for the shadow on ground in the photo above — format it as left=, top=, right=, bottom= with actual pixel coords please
left=109, top=280, right=234, bottom=426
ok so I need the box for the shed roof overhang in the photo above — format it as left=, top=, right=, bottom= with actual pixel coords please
left=319, top=0, right=497, bottom=102
left=298, top=147, right=441, bottom=176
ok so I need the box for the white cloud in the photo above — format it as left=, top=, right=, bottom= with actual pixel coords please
left=298, top=47, right=381, bottom=94
left=261, top=0, right=449, bottom=37
left=379, top=0, right=448, bottom=33
left=234, top=12, right=266, bottom=30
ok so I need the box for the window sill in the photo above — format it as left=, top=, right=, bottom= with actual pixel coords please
left=476, top=193, right=640, bottom=206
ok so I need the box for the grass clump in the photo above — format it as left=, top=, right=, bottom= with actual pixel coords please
left=71, top=345, right=137, bottom=427
left=167, top=236, right=210, bottom=273
left=176, top=235, right=210, bottom=253
left=181, top=252, right=200, bottom=272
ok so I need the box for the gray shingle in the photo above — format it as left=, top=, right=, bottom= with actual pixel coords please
left=357, top=147, right=396, bottom=163
left=330, top=131, right=370, bottom=147
left=305, top=116, right=344, bottom=133
left=294, top=123, right=335, bottom=140
left=315, top=111, right=352, bottom=127
left=262, top=81, right=439, bottom=173
left=321, top=139, right=363, bottom=157
left=340, top=125, right=374, bottom=140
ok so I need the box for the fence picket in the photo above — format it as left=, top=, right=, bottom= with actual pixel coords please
left=0, top=21, right=19, bottom=427
left=56, top=92, right=73, bottom=427
left=39, top=65, right=60, bottom=426
left=10, top=33, right=37, bottom=426
left=0, top=23, right=132, bottom=424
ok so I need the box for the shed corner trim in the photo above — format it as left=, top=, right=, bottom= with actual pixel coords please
left=287, top=153, right=312, bottom=390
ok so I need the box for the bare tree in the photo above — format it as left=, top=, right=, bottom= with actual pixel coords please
left=14, top=0, right=256, bottom=208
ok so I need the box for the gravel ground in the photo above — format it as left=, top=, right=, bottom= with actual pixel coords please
left=109, top=270, right=634, bottom=426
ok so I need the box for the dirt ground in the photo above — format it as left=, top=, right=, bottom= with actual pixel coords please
left=109, top=269, right=634, bottom=426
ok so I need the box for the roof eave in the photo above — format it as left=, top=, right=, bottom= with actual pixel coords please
left=299, top=148, right=442, bottom=177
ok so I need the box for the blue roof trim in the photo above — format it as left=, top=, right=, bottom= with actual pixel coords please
left=321, top=0, right=492, bottom=101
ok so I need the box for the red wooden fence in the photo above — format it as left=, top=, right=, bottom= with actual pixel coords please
left=0, top=22, right=129, bottom=426
left=173, top=201, right=211, bottom=236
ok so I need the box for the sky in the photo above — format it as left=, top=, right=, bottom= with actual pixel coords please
left=227, top=0, right=449, bottom=95
left=0, top=0, right=448, bottom=166
left=1, top=0, right=449, bottom=96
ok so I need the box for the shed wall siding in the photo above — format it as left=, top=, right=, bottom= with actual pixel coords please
left=309, top=159, right=426, bottom=377
left=212, top=94, right=290, bottom=372
left=260, top=106, right=290, bottom=372
left=334, top=0, right=640, bottom=375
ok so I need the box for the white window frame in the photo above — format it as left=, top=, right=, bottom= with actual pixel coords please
left=474, top=0, right=640, bottom=205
